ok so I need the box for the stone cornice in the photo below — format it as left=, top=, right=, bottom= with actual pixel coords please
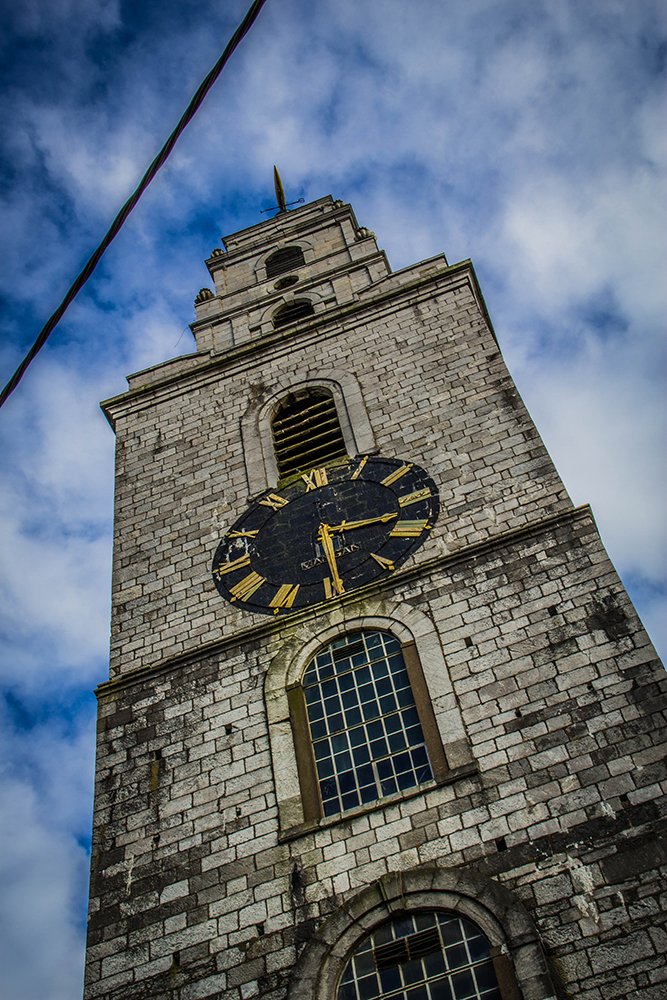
left=190, top=248, right=390, bottom=334
left=100, top=258, right=494, bottom=429
left=217, top=195, right=341, bottom=256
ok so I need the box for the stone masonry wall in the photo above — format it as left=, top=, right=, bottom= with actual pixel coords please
left=84, top=508, right=667, bottom=1000
left=104, top=264, right=571, bottom=677
left=194, top=200, right=391, bottom=349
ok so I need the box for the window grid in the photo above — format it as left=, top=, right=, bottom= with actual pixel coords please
left=337, top=912, right=502, bottom=1000
left=303, top=631, right=433, bottom=817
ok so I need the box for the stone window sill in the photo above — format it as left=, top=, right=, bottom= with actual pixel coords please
left=278, top=762, right=478, bottom=843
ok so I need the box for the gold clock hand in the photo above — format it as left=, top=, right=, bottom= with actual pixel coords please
left=318, top=523, right=345, bottom=595
left=328, top=512, right=398, bottom=533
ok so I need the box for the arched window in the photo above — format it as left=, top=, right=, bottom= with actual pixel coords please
left=273, top=299, right=315, bottom=328
left=297, top=630, right=442, bottom=818
left=338, top=911, right=502, bottom=1000
left=266, top=245, right=305, bottom=278
left=272, top=387, right=347, bottom=478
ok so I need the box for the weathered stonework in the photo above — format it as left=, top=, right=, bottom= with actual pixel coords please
left=85, top=196, right=667, bottom=1000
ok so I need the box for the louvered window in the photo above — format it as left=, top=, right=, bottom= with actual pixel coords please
left=338, top=911, right=502, bottom=1000
left=272, top=388, right=346, bottom=477
left=266, top=245, right=305, bottom=278
left=273, top=300, right=315, bottom=329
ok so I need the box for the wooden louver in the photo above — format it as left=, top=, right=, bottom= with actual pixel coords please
left=266, top=246, right=305, bottom=279
left=273, top=301, right=315, bottom=328
left=272, top=390, right=347, bottom=477
left=374, top=927, right=442, bottom=971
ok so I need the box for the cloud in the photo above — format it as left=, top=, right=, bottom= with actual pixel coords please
left=0, top=0, right=665, bottom=996
left=0, top=703, right=94, bottom=1000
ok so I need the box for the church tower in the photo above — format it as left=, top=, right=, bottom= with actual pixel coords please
left=85, top=190, right=667, bottom=1000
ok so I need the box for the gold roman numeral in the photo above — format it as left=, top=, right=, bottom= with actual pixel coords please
left=215, top=554, right=251, bottom=576
left=323, top=576, right=344, bottom=599
left=269, top=584, right=300, bottom=613
left=259, top=493, right=289, bottom=511
left=227, top=529, right=259, bottom=538
left=398, top=488, right=431, bottom=508
left=381, top=463, right=413, bottom=487
left=301, top=468, right=328, bottom=491
left=371, top=553, right=395, bottom=571
left=229, top=572, right=265, bottom=601
left=390, top=519, right=430, bottom=537
left=350, top=456, right=369, bottom=480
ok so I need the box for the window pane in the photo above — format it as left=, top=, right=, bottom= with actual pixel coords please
left=337, top=912, right=502, bottom=1000
left=304, top=631, right=434, bottom=816
left=310, top=720, right=327, bottom=740
left=388, top=731, right=407, bottom=753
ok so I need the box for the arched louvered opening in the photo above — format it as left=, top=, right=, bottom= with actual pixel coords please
left=273, top=300, right=315, bottom=329
left=272, top=388, right=347, bottom=478
left=266, top=246, right=305, bottom=278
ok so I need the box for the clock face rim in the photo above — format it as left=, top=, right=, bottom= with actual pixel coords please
left=211, top=455, right=439, bottom=616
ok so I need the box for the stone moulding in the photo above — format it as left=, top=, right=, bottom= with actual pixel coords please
left=95, top=505, right=596, bottom=688
left=240, top=368, right=377, bottom=495
left=287, top=865, right=557, bottom=1000
left=265, top=603, right=472, bottom=832
left=101, top=259, right=490, bottom=424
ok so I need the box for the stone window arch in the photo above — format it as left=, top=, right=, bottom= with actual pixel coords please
left=254, top=240, right=314, bottom=286
left=266, top=245, right=306, bottom=279
left=273, top=299, right=315, bottom=328
left=241, top=371, right=377, bottom=496
left=287, top=867, right=555, bottom=1000
left=292, top=629, right=448, bottom=821
left=271, top=387, right=347, bottom=479
left=264, top=602, right=473, bottom=834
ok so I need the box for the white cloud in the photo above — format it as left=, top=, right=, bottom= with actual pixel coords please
left=0, top=781, right=88, bottom=1000
left=0, top=711, right=94, bottom=1000
left=0, top=1, right=665, bottom=996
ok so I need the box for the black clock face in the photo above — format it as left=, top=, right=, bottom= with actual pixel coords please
left=211, top=456, right=439, bottom=616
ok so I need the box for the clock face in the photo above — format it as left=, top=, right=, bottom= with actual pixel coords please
left=211, top=456, right=439, bottom=616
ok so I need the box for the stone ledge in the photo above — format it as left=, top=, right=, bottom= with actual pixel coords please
left=277, top=762, right=480, bottom=844
left=97, top=503, right=595, bottom=694
left=100, top=258, right=491, bottom=428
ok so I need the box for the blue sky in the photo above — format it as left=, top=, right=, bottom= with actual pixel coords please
left=0, top=0, right=665, bottom=996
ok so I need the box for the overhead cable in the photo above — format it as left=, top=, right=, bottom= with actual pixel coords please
left=0, top=0, right=269, bottom=410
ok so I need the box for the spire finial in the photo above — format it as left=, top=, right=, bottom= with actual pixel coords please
left=259, top=169, right=303, bottom=214
left=273, top=166, right=287, bottom=213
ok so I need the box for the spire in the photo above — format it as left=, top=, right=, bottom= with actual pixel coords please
left=259, top=168, right=303, bottom=215
left=273, top=166, right=287, bottom=213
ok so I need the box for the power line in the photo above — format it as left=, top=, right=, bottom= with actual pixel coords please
left=0, top=0, right=269, bottom=410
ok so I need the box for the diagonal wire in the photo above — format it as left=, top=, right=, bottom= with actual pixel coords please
left=0, top=0, right=269, bottom=410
